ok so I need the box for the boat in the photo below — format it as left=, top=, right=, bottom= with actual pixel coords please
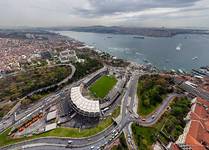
left=184, top=70, right=189, bottom=74
left=177, top=69, right=184, bottom=74
left=171, top=69, right=176, bottom=72
left=166, top=60, right=169, bottom=62
left=134, top=37, right=144, bottom=39
left=192, top=57, right=198, bottom=60
left=176, top=44, right=182, bottom=51
left=107, top=37, right=112, bottom=38
left=163, top=67, right=167, bottom=71
left=143, top=60, right=149, bottom=63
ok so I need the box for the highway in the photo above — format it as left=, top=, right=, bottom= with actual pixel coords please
left=0, top=70, right=179, bottom=150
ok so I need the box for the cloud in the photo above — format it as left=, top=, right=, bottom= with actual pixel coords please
left=0, top=0, right=208, bottom=27
left=72, top=0, right=202, bottom=18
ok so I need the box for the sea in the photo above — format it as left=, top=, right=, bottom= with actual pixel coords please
left=57, top=31, right=209, bottom=73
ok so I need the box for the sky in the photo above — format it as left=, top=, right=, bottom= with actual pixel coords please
left=0, top=0, right=209, bottom=28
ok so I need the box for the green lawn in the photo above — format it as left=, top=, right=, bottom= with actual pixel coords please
left=89, top=75, right=117, bottom=99
left=1, top=105, right=121, bottom=147
left=0, top=127, right=12, bottom=146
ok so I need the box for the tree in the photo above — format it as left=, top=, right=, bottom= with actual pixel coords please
left=174, top=107, right=183, bottom=114
left=142, top=139, right=147, bottom=146
left=176, top=125, right=183, bottom=132
left=144, top=99, right=150, bottom=106
left=147, top=145, right=153, bottom=150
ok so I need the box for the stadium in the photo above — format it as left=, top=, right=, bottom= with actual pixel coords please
left=68, top=66, right=127, bottom=117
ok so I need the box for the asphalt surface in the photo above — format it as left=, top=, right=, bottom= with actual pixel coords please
left=0, top=69, right=179, bottom=150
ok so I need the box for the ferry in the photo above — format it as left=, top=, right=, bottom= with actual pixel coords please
left=134, top=36, right=144, bottom=39
left=178, top=69, right=184, bottom=74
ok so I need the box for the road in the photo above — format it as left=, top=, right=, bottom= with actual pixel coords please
left=0, top=70, right=179, bottom=150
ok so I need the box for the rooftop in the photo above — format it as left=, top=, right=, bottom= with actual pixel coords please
left=70, top=86, right=100, bottom=113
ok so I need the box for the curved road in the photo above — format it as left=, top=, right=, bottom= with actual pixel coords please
left=0, top=71, right=179, bottom=150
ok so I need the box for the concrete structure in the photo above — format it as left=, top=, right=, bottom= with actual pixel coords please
left=69, top=84, right=100, bottom=117
left=46, top=110, right=58, bottom=121
left=49, top=105, right=57, bottom=112
left=180, top=81, right=209, bottom=101
left=40, top=50, right=53, bottom=59
left=45, top=123, right=57, bottom=132
left=59, top=50, right=77, bottom=63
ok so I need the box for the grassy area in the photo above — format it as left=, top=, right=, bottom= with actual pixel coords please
left=89, top=75, right=117, bottom=99
left=132, top=123, right=158, bottom=149
left=112, top=106, right=120, bottom=119
left=132, top=123, right=169, bottom=149
left=111, top=144, right=122, bottom=150
left=153, top=111, right=170, bottom=130
left=0, top=127, right=12, bottom=146
left=1, top=104, right=121, bottom=147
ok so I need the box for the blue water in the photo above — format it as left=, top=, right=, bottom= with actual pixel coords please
left=57, top=31, right=209, bottom=73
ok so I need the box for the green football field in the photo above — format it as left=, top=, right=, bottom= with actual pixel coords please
left=89, top=75, right=117, bottom=99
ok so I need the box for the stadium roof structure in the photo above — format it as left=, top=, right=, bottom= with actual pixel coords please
left=83, top=66, right=108, bottom=85
left=70, top=86, right=100, bottom=114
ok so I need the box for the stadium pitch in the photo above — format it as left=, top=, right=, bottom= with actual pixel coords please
left=89, top=75, right=117, bottom=99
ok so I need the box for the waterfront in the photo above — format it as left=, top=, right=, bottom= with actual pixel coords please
left=57, top=31, right=209, bottom=73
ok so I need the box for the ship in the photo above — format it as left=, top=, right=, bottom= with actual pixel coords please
left=134, top=36, right=144, bottom=39
left=192, top=57, right=198, bottom=60
left=166, top=60, right=169, bottom=62
left=177, top=69, right=184, bottom=74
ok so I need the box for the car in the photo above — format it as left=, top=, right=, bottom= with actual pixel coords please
left=126, top=134, right=128, bottom=138
left=68, top=140, right=72, bottom=144
left=91, top=146, right=94, bottom=149
left=102, top=144, right=105, bottom=147
left=109, top=136, right=112, bottom=138
left=115, top=132, right=118, bottom=136
left=112, top=136, right=115, bottom=139
left=152, top=115, right=155, bottom=119
left=88, top=138, right=91, bottom=141
left=155, top=112, right=157, bottom=114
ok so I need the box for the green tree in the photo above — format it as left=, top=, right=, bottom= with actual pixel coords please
left=174, top=107, right=183, bottom=114
left=142, top=139, right=147, bottom=146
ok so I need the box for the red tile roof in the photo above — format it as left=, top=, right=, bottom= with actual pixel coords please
left=198, top=84, right=209, bottom=92
left=196, top=97, right=209, bottom=106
